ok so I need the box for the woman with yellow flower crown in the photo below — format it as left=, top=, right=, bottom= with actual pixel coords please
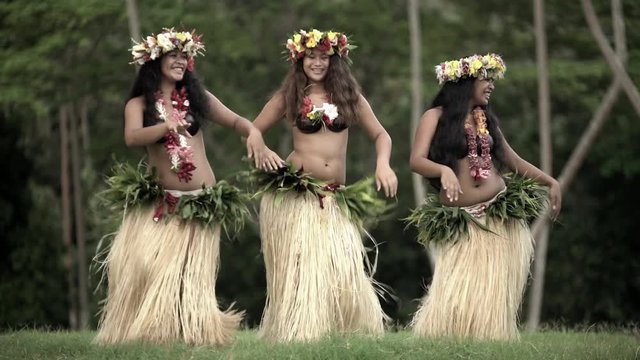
left=94, top=28, right=273, bottom=346
left=249, top=29, right=398, bottom=342
left=407, top=54, right=562, bottom=340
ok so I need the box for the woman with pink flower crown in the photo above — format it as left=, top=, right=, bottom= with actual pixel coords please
left=249, top=29, right=398, bottom=342
left=406, top=54, right=562, bottom=341
left=95, top=28, right=272, bottom=346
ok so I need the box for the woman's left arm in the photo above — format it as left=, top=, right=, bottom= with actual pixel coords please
left=356, top=94, right=398, bottom=197
left=205, top=91, right=267, bottom=168
left=501, top=130, right=562, bottom=216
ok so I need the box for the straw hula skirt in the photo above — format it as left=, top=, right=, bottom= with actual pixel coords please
left=94, top=163, right=249, bottom=346
left=254, top=168, right=389, bottom=342
left=406, top=176, right=547, bottom=341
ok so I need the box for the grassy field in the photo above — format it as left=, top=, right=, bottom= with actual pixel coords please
left=0, top=329, right=638, bottom=360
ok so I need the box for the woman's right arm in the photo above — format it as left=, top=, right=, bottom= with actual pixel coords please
left=124, top=97, right=175, bottom=147
left=409, top=107, right=462, bottom=201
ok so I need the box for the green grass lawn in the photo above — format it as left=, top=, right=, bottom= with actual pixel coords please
left=0, top=330, right=638, bottom=360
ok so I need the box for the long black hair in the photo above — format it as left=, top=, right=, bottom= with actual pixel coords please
left=427, top=77, right=507, bottom=188
left=126, top=56, right=210, bottom=129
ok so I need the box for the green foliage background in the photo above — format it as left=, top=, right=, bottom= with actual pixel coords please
left=1, top=0, right=638, bottom=329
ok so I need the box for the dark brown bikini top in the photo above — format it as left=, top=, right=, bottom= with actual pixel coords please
left=295, top=116, right=348, bottom=133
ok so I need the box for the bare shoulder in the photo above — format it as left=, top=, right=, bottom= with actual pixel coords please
left=356, top=93, right=370, bottom=107
left=420, top=106, right=443, bottom=124
left=125, top=96, right=145, bottom=111
left=268, top=91, right=286, bottom=108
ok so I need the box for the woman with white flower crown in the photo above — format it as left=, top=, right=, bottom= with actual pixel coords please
left=95, top=28, right=272, bottom=346
left=248, top=29, right=398, bottom=342
left=407, top=54, right=562, bottom=340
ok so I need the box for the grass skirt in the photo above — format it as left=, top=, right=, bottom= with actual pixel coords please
left=258, top=191, right=387, bottom=342
left=411, top=217, right=533, bottom=341
left=94, top=205, right=242, bottom=345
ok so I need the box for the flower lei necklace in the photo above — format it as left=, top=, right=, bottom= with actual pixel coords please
left=464, top=108, right=492, bottom=180
left=155, top=87, right=196, bottom=182
left=300, top=94, right=339, bottom=127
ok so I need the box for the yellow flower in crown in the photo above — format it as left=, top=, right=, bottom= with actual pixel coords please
left=327, top=31, right=338, bottom=44
left=284, top=28, right=356, bottom=63
left=470, top=58, right=483, bottom=75
left=446, top=61, right=458, bottom=78
left=435, top=53, right=506, bottom=84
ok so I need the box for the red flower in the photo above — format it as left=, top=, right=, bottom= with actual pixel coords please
left=186, top=58, right=195, bottom=72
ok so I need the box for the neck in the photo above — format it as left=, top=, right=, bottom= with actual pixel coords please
left=159, top=79, right=176, bottom=98
left=306, top=82, right=326, bottom=94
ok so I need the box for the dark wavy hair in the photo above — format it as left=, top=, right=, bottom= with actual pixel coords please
left=279, top=55, right=360, bottom=126
left=427, top=77, right=507, bottom=189
left=126, top=56, right=210, bottom=128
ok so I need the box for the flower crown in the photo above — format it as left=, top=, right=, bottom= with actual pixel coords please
left=285, top=29, right=355, bottom=63
left=130, top=28, right=205, bottom=66
left=435, top=53, right=506, bottom=85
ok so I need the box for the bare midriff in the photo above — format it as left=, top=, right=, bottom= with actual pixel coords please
left=145, top=131, right=216, bottom=191
left=440, top=157, right=506, bottom=207
left=288, top=126, right=349, bottom=184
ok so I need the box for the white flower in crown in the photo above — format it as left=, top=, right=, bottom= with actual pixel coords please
left=322, top=103, right=339, bottom=121
left=157, top=32, right=173, bottom=52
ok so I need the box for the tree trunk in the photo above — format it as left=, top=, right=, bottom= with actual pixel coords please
left=581, top=0, right=640, bottom=115
left=60, top=105, right=78, bottom=330
left=531, top=0, right=626, bottom=237
left=408, top=0, right=434, bottom=270
left=526, top=0, right=553, bottom=331
left=69, top=104, right=89, bottom=329
left=408, top=0, right=426, bottom=207
left=126, top=0, right=141, bottom=74
left=126, top=0, right=141, bottom=41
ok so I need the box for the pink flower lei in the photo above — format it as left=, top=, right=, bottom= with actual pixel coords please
left=155, top=87, right=197, bottom=182
left=465, top=108, right=492, bottom=181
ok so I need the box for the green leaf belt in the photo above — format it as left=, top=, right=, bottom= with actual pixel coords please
left=405, top=175, right=548, bottom=247
left=245, top=163, right=393, bottom=226
left=100, top=161, right=250, bottom=235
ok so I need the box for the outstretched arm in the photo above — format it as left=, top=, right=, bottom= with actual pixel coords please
left=501, top=131, right=561, bottom=217
left=409, top=107, right=462, bottom=202
left=356, top=94, right=398, bottom=197
left=251, top=92, right=287, bottom=170
left=205, top=91, right=271, bottom=168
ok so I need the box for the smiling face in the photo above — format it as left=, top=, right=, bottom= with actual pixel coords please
left=472, top=78, right=495, bottom=107
left=160, top=50, right=188, bottom=83
left=302, top=48, right=330, bottom=84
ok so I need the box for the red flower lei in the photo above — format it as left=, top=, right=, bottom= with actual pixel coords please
left=464, top=108, right=492, bottom=180
left=155, top=87, right=197, bottom=182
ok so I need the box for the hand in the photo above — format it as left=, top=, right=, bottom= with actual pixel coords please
left=375, top=164, right=398, bottom=198
left=260, top=148, right=286, bottom=171
left=245, top=128, right=267, bottom=168
left=440, top=166, right=463, bottom=202
left=165, top=119, right=192, bottom=138
left=548, top=178, right=562, bottom=219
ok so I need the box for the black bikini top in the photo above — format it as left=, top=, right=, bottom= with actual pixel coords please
left=295, top=116, right=348, bottom=133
